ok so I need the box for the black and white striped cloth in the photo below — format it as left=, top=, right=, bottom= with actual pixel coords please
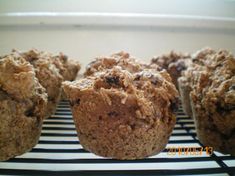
left=0, top=101, right=234, bottom=176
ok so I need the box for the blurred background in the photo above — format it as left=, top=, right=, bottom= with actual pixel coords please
left=0, top=0, right=235, bottom=68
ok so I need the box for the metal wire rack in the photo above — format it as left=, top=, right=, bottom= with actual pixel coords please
left=0, top=101, right=235, bottom=176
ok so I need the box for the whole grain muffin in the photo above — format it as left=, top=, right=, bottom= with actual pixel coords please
left=151, top=51, right=190, bottom=87
left=178, top=48, right=216, bottom=117
left=0, top=54, right=47, bottom=161
left=13, top=49, right=63, bottom=118
left=190, top=49, right=235, bottom=155
left=63, top=55, right=178, bottom=160
left=51, top=52, right=81, bottom=100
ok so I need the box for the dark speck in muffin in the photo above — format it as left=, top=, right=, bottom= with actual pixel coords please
left=134, top=74, right=141, bottom=81
left=151, top=77, right=159, bottom=85
left=70, top=98, right=80, bottom=106
left=216, top=102, right=235, bottom=114
left=107, top=111, right=119, bottom=117
left=105, top=76, right=120, bottom=86
left=176, top=62, right=187, bottom=72
left=24, top=107, right=35, bottom=117
left=229, top=84, right=235, bottom=91
left=170, top=98, right=179, bottom=113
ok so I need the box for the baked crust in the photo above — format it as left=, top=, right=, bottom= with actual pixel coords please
left=0, top=55, right=47, bottom=161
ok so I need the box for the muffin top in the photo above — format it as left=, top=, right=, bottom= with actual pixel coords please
left=0, top=54, right=47, bottom=101
left=192, top=49, right=235, bottom=108
left=12, top=49, right=62, bottom=80
left=151, top=51, right=190, bottom=70
left=84, top=51, right=161, bottom=76
left=179, top=48, right=216, bottom=87
left=51, top=53, right=81, bottom=81
left=12, top=49, right=63, bottom=98
left=13, top=49, right=80, bottom=81
left=151, top=51, right=191, bottom=86
left=191, top=47, right=216, bottom=65
left=64, top=63, right=179, bottom=124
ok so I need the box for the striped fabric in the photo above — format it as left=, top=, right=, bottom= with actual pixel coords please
left=0, top=101, right=234, bottom=176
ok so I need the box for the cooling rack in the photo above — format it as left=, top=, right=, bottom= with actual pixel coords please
left=0, top=101, right=235, bottom=176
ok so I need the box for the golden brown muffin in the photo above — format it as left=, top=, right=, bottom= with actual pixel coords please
left=178, top=64, right=206, bottom=117
left=151, top=51, right=190, bottom=87
left=190, top=49, right=235, bottom=155
left=178, top=48, right=215, bottom=117
left=0, top=54, right=47, bottom=161
left=13, top=49, right=63, bottom=118
left=63, top=55, right=178, bottom=160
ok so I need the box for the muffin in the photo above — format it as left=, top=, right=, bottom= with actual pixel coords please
left=51, top=52, right=81, bottom=100
left=151, top=51, right=190, bottom=87
left=63, top=54, right=178, bottom=160
left=0, top=54, right=47, bottom=161
left=52, top=52, right=81, bottom=81
left=177, top=76, right=193, bottom=117
left=13, top=49, right=63, bottom=118
left=190, top=49, right=235, bottom=155
left=178, top=48, right=216, bottom=117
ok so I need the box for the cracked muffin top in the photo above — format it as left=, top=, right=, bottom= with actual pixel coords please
left=84, top=51, right=161, bottom=76
left=64, top=66, right=179, bottom=123
left=151, top=51, right=190, bottom=69
left=0, top=54, right=47, bottom=119
left=0, top=54, right=47, bottom=101
left=12, top=49, right=63, bottom=99
left=51, top=53, right=81, bottom=81
left=151, top=51, right=191, bottom=86
left=191, top=47, right=216, bottom=65
left=179, top=48, right=216, bottom=88
left=13, top=49, right=80, bottom=81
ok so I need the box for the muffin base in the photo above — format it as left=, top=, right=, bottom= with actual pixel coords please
left=70, top=90, right=176, bottom=160
left=0, top=99, right=43, bottom=161
left=191, top=99, right=235, bottom=155
left=78, top=119, right=175, bottom=160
